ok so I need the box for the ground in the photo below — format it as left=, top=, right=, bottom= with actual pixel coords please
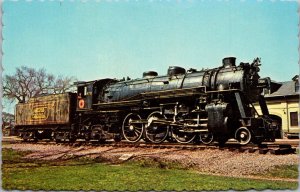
left=3, top=142, right=299, bottom=181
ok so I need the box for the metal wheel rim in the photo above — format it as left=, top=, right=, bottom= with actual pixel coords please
left=235, top=127, right=252, bottom=145
left=122, top=113, right=144, bottom=143
left=199, top=132, right=214, bottom=145
left=145, top=111, right=169, bottom=144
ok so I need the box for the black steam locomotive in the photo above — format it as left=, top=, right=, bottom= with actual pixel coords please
left=15, top=57, right=278, bottom=145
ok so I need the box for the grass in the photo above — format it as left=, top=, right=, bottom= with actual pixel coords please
left=2, top=148, right=298, bottom=191
left=263, top=165, right=299, bottom=179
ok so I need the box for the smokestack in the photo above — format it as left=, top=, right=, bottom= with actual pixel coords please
left=222, top=57, right=236, bottom=68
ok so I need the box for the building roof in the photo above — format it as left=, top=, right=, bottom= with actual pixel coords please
left=265, top=80, right=299, bottom=98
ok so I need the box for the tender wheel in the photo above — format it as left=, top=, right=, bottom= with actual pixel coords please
left=199, top=132, right=214, bottom=145
left=36, top=130, right=44, bottom=140
left=172, top=128, right=196, bottom=144
left=122, top=113, right=144, bottom=143
left=21, top=136, right=28, bottom=142
left=32, top=131, right=39, bottom=142
left=235, top=127, right=252, bottom=145
left=54, top=133, right=61, bottom=143
left=21, top=133, right=26, bottom=141
left=145, top=111, right=169, bottom=143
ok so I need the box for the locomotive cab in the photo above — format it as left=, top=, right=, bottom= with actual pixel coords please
left=75, top=79, right=117, bottom=110
left=76, top=81, right=94, bottom=110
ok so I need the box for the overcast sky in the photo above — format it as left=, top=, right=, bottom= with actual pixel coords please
left=2, top=0, right=299, bottom=113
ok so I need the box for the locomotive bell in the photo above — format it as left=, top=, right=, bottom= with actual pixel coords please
left=222, top=57, right=236, bottom=68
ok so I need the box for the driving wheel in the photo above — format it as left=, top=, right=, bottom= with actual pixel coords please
left=145, top=111, right=169, bottom=143
left=199, top=131, right=214, bottom=145
left=172, top=128, right=196, bottom=144
left=122, top=113, right=144, bottom=142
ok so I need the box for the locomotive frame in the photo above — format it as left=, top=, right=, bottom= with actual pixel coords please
left=15, top=57, right=278, bottom=146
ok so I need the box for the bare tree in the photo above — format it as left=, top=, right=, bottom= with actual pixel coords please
left=53, top=75, right=76, bottom=94
left=3, top=66, right=76, bottom=103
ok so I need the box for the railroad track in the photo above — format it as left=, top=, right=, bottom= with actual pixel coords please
left=4, top=137, right=298, bottom=155
left=82, top=141, right=297, bottom=155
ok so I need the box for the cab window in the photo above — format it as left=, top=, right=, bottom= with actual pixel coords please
left=78, top=86, right=87, bottom=98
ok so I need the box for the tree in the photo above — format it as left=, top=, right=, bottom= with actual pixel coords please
left=3, top=66, right=76, bottom=103
left=53, top=75, right=76, bottom=94
left=2, top=112, right=14, bottom=128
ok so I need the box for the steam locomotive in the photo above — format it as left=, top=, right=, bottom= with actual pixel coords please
left=15, top=57, right=278, bottom=145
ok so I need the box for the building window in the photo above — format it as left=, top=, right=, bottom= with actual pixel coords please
left=290, top=112, right=298, bottom=126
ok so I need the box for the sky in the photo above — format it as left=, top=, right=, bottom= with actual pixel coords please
left=2, top=0, right=299, bottom=113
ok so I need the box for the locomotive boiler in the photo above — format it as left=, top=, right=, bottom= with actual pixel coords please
left=15, top=57, right=278, bottom=145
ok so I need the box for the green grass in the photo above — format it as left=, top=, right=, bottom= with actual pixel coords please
left=2, top=148, right=298, bottom=191
left=263, top=165, right=299, bottom=179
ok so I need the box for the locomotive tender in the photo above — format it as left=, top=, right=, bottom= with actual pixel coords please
left=15, top=57, right=278, bottom=145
